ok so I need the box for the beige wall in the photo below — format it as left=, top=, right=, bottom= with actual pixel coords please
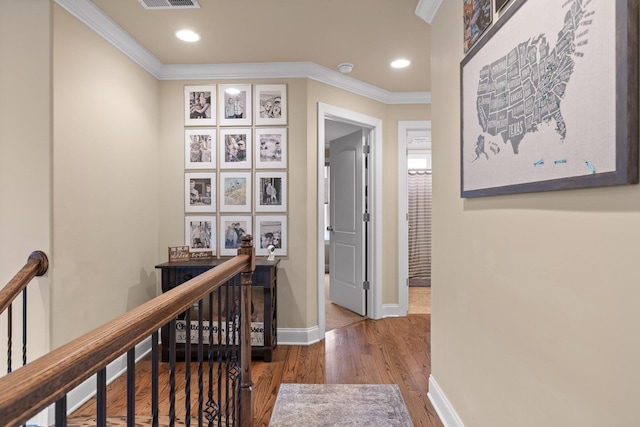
left=51, top=5, right=160, bottom=348
left=431, top=1, right=640, bottom=426
left=0, top=0, right=52, bottom=371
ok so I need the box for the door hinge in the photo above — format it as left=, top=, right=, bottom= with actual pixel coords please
left=363, top=212, right=370, bottom=222
left=363, top=280, right=370, bottom=290
left=363, top=144, right=370, bottom=155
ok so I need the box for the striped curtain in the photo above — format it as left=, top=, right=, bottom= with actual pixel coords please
left=408, top=171, right=432, bottom=279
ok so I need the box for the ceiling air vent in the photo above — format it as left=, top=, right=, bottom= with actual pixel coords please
left=138, top=0, right=200, bottom=9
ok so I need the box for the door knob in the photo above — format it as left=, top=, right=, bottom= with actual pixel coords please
left=326, top=226, right=334, bottom=231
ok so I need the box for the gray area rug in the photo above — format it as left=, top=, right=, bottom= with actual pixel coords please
left=269, top=384, right=414, bottom=426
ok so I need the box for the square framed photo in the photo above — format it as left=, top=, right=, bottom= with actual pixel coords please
left=185, top=85, right=215, bottom=126
left=185, top=129, right=216, bottom=169
left=219, top=215, right=252, bottom=256
left=185, top=172, right=215, bottom=212
left=255, top=215, right=287, bottom=256
left=254, top=84, right=287, bottom=125
left=185, top=215, right=216, bottom=253
left=255, top=171, right=287, bottom=212
left=219, top=171, right=252, bottom=212
left=255, top=128, right=287, bottom=169
left=219, top=84, right=252, bottom=126
left=219, top=128, right=252, bottom=169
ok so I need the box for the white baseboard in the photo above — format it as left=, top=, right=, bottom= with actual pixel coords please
left=428, top=375, right=465, bottom=427
left=48, top=337, right=154, bottom=423
left=381, top=303, right=402, bottom=318
left=277, top=326, right=323, bottom=345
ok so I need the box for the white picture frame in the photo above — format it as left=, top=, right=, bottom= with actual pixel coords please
left=185, top=215, right=216, bottom=253
left=185, top=85, right=215, bottom=126
left=255, top=171, right=287, bottom=212
left=219, top=171, right=252, bottom=212
left=219, top=215, right=252, bottom=256
left=185, top=129, right=216, bottom=169
left=185, top=172, right=215, bottom=212
left=219, top=84, right=252, bottom=126
left=219, top=128, right=252, bottom=169
left=255, top=215, right=287, bottom=256
left=255, top=128, right=287, bottom=169
left=254, top=84, right=287, bottom=126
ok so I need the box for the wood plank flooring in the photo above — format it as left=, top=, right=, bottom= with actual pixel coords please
left=70, top=314, right=442, bottom=427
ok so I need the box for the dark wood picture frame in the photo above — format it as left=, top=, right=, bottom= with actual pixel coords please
left=460, top=0, right=638, bottom=198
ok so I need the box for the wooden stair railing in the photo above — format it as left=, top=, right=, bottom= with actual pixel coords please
left=0, top=237, right=255, bottom=427
left=0, top=250, right=49, bottom=373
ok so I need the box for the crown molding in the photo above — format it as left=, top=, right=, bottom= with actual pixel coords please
left=415, top=0, right=443, bottom=24
left=55, top=0, right=431, bottom=105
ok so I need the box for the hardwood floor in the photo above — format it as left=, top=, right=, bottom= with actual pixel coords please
left=70, top=314, right=442, bottom=427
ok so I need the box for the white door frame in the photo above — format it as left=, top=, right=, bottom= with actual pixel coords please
left=317, top=103, right=383, bottom=336
left=397, top=120, right=431, bottom=314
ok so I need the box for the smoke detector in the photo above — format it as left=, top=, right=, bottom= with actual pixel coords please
left=338, top=63, right=354, bottom=74
left=139, top=0, right=200, bottom=9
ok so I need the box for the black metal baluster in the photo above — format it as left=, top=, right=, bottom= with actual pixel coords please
left=22, top=288, right=27, bottom=366
left=127, top=348, right=135, bottom=426
left=55, top=396, right=67, bottom=427
left=151, top=331, right=159, bottom=427
left=7, top=303, right=12, bottom=373
left=169, top=318, right=176, bottom=427
left=185, top=308, right=191, bottom=426
left=197, top=298, right=204, bottom=427
left=97, top=368, right=107, bottom=427
left=217, top=286, right=224, bottom=427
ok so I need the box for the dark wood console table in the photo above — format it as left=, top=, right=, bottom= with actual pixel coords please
left=155, top=259, right=278, bottom=362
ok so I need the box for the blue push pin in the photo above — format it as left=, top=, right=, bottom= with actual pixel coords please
left=533, top=159, right=544, bottom=166
left=585, top=161, right=596, bottom=174
left=554, top=158, right=567, bottom=164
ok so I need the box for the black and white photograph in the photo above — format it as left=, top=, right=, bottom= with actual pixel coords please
left=255, top=215, right=287, bottom=256
left=185, top=216, right=216, bottom=253
left=185, top=129, right=215, bottom=169
left=255, top=128, right=287, bottom=169
left=219, top=171, right=252, bottom=212
left=185, top=172, right=215, bottom=212
left=496, top=0, right=512, bottom=13
left=219, top=128, right=252, bottom=169
left=219, top=84, right=252, bottom=126
left=254, top=84, right=287, bottom=125
left=185, top=85, right=215, bottom=126
left=219, top=215, right=252, bottom=256
left=255, top=171, right=286, bottom=212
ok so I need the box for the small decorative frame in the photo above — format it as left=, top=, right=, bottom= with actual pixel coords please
left=185, top=215, right=216, bottom=254
left=219, top=84, right=252, bottom=126
left=185, top=129, right=216, bottom=169
left=185, top=172, right=215, bottom=212
left=219, top=215, right=252, bottom=256
left=463, top=0, right=492, bottom=54
left=255, top=171, right=287, bottom=212
left=254, top=84, right=287, bottom=125
left=496, top=0, right=512, bottom=13
left=185, top=85, right=216, bottom=126
left=255, top=215, right=287, bottom=256
left=219, top=171, right=252, bottom=212
left=219, top=128, right=252, bottom=169
left=461, top=0, right=639, bottom=197
left=255, top=128, right=287, bottom=169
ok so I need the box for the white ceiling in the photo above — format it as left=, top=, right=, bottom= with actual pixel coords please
left=62, top=0, right=435, bottom=96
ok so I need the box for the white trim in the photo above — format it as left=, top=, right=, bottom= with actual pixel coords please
left=415, top=0, right=444, bottom=24
left=381, top=303, right=402, bottom=318
left=53, top=0, right=430, bottom=105
left=277, top=327, right=323, bottom=346
left=397, top=121, right=431, bottom=316
left=428, top=376, right=466, bottom=427
left=317, top=103, right=383, bottom=337
left=52, top=337, right=153, bottom=423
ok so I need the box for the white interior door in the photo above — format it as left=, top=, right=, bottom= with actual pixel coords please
left=328, top=129, right=366, bottom=316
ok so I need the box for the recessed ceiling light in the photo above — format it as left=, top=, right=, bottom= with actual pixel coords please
left=176, top=30, right=200, bottom=42
left=391, top=59, right=411, bottom=69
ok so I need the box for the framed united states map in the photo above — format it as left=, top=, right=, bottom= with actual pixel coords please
left=460, top=0, right=638, bottom=197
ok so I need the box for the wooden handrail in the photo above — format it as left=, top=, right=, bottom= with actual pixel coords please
left=0, top=249, right=254, bottom=427
left=0, top=251, right=48, bottom=315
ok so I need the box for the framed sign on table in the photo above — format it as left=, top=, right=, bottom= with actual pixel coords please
left=460, top=0, right=638, bottom=198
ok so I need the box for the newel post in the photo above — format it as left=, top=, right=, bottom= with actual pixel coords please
left=238, top=235, right=255, bottom=427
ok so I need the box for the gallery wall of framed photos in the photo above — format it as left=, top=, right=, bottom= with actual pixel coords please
left=183, top=83, right=288, bottom=257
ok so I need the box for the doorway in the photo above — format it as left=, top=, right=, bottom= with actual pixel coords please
left=397, top=121, right=432, bottom=315
left=317, top=103, right=383, bottom=337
